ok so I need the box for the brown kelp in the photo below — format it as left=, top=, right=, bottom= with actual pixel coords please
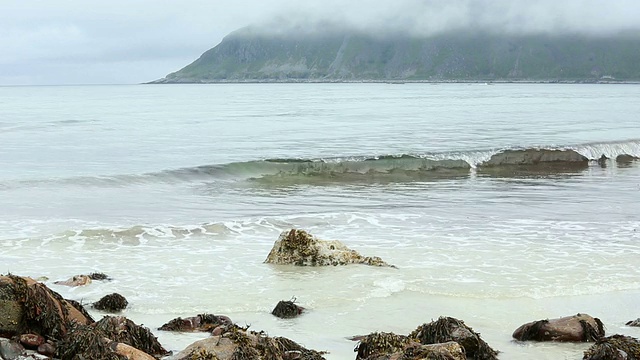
left=583, top=335, right=640, bottom=360
left=92, top=293, right=129, bottom=312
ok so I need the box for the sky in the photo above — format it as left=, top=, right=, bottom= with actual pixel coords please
left=2, top=0, right=640, bottom=85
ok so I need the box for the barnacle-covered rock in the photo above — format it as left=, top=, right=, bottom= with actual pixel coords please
left=513, top=313, right=604, bottom=342
left=264, top=229, right=395, bottom=267
left=410, top=317, right=498, bottom=360
left=174, top=325, right=326, bottom=360
left=0, top=274, right=94, bottom=339
left=93, top=293, right=129, bottom=312
left=583, top=335, right=640, bottom=360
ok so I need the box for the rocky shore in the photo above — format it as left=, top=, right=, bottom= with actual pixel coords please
left=2, top=229, right=640, bottom=359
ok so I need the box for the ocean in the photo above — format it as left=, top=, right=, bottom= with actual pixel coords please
left=1, top=83, right=639, bottom=359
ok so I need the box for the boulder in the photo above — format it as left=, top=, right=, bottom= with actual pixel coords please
left=512, top=313, right=604, bottom=342
left=173, top=326, right=326, bottom=360
left=92, top=293, right=129, bottom=312
left=159, top=313, right=232, bottom=332
left=583, top=335, right=640, bottom=360
left=627, top=318, right=640, bottom=327
left=53, top=275, right=92, bottom=287
left=264, top=229, right=395, bottom=267
left=0, top=275, right=94, bottom=339
left=271, top=300, right=305, bottom=319
left=409, top=316, right=498, bottom=360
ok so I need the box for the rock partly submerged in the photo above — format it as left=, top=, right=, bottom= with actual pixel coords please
left=264, top=229, right=395, bottom=267
left=271, top=300, right=305, bottom=319
left=512, top=313, right=604, bottom=342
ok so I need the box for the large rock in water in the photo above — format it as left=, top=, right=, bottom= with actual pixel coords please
left=264, top=229, right=395, bottom=267
left=512, top=313, right=604, bottom=342
left=0, top=275, right=94, bottom=339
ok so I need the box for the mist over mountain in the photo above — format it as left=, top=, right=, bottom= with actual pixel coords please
left=153, top=25, right=640, bottom=83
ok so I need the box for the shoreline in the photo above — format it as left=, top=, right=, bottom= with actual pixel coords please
left=145, top=78, right=640, bottom=85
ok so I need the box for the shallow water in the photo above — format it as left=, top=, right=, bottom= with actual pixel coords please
left=1, top=83, right=640, bottom=359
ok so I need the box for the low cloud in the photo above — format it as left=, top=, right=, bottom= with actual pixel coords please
left=1, top=0, right=638, bottom=84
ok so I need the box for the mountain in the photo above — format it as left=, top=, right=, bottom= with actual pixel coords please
left=152, top=27, right=640, bottom=83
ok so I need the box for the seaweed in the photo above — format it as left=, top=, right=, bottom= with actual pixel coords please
left=92, top=293, right=129, bottom=312
left=8, top=274, right=69, bottom=340
left=355, top=332, right=411, bottom=359
left=159, top=313, right=225, bottom=332
left=94, top=316, right=168, bottom=357
left=580, top=318, right=605, bottom=342
left=514, top=319, right=549, bottom=341
left=56, top=323, right=127, bottom=360
left=583, top=335, right=640, bottom=360
left=409, top=317, right=498, bottom=360
left=88, top=272, right=112, bottom=281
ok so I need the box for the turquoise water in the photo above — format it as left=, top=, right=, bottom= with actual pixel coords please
left=1, top=83, right=639, bottom=359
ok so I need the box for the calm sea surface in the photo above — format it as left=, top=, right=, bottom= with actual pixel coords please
left=1, top=83, right=639, bottom=359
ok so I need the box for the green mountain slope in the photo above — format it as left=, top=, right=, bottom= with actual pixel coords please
left=153, top=27, right=640, bottom=83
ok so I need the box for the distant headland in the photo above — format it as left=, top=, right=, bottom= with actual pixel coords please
left=151, top=26, right=640, bottom=84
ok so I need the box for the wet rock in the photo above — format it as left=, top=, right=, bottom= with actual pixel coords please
left=482, top=149, right=588, bottom=166
left=264, top=229, right=395, bottom=267
left=513, top=313, right=604, bottom=342
left=0, top=337, right=25, bottom=360
left=0, top=275, right=94, bottom=339
left=159, top=313, right=231, bottom=332
left=627, top=318, right=640, bottom=327
left=173, top=326, right=326, bottom=360
left=19, top=333, right=44, bottom=349
left=53, top=274, right=92, bottom=287
left=92, top=293, right=129, bottom=312
left=583, top=335, right=640, bottom=360
left=616, top=154, right=638, bottom=163
left=37, top=342, right=55, bottom=357
left=271, top=300, right=305, bottom=319
left=409, top=316, right=499, bottom=360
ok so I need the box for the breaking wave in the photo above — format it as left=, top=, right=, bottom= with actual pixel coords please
left=2, top=139, right=639, bottom=188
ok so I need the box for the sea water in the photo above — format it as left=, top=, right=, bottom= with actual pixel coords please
left=0, top=83, right=639, bottom=359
